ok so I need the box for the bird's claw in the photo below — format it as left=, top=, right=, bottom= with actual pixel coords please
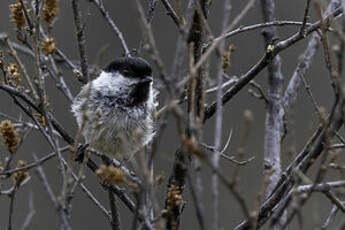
left=75, top=143, right=89, bottom=163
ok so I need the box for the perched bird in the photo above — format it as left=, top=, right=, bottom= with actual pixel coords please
left=71, top=57, right=157, bottom=161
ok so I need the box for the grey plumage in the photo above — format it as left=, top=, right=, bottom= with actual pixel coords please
left=71, top=57, right=157, bottom=160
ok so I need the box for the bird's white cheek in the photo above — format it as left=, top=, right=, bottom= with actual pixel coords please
left=92, top=71, right=132, bottom=95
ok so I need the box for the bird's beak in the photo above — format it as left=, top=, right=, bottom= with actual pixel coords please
left=140, top=76, right=153, bottom=84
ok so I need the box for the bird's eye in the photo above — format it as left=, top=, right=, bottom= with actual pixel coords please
left=122, top=69, right=130, bottom=76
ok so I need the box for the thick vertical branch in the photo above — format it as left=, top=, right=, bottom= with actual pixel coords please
left=189, top=3, right=210, bottom=230
left=163, top=1, right=211, bottom=229
left=186, top=2, right=209, bottom=226
left=212, top=1, right=231, bottom=230
left=260, top=0, right=284, bottom=229
left=170, top=0, right=196, bottom=85
left=187, top=4, right=207, bottom=124
left=164, top=148, right=189, bottom=230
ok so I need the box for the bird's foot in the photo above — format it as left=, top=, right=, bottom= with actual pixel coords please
left=75, top=143, right=89, bottom=163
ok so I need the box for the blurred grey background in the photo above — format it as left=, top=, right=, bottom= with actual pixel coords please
left=0, top=0, right=344, bottom=229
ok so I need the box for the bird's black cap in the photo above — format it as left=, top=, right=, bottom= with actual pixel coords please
left=104, top=57, right=152, bottom=79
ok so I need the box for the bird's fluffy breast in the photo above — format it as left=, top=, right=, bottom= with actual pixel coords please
left=71, top=71, right=157, bottom=160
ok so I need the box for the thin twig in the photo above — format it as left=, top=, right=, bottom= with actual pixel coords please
left=323, top=190, right=345, bottom=213
left=205, top=76, right=238, bottom=93
left=20, top=192, right=36, bottom=230
left=91, top=0, right=130, bottom=56
left=19, top=0, right=33, bottom=31
left=59, top=157, right=113, bottom=225
left=135, top=0, right=171, bottom=95
left=160, top=0, right=182, bottom=26
left=7, top=188, right=16, bottom=230
left=47, top=55, right=74, bottom=102
left=71, top=0, right=89, bottom=84
left=321, top=205, right=339, bottom=229
left=0, top=146, right=69, bottom=176
left=138, top=0, right=159, bottom=54
left=249, top=80, right=269, bottom=104
left=283, top=34, right=320, bottom=111
left=4, top=36, right=38, bottom=100
left=300, top=0, right=312, bottom=36
left=34, top=154, right=59, bottom=209
left=295, top=180, right=345, bottom=192
left=187, top=171, right=205, bottom=230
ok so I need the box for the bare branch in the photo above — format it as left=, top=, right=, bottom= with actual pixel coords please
left=20, top=192, right=36, bottom=230
left=90, top=0, right=130, bottom=56
left=160, top=0, right=182, bottom=26
left=322, top=205, right=339, bottom=229
left=300, top=0, right=312, bottom=36
left=205, top=7, right=343, bottom=121
left=71, top=0, right=89, bottom=83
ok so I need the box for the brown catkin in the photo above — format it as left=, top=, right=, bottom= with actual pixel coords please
left=13, top=160, right=29, bottom=185
left=7, top=63, right=21, bottom=87
left=96, top=165, right=126, bottom=184
left=33, top=112, right=47, bottom=128
left=166, top=185, right=182, bottom=211
left=222, top=44, right=236, bottom=72
left=222, top=51, right=230, bottom=72
left=43, top=0, right=59, bottom=23
left=9, top=2, right=26, bottom=30
left=0, top=120, right=20, bottom=154
left=42, top=38, right=57, bottom=54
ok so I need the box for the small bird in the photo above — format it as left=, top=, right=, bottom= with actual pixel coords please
left=71, top=57, right=157, bottom=161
